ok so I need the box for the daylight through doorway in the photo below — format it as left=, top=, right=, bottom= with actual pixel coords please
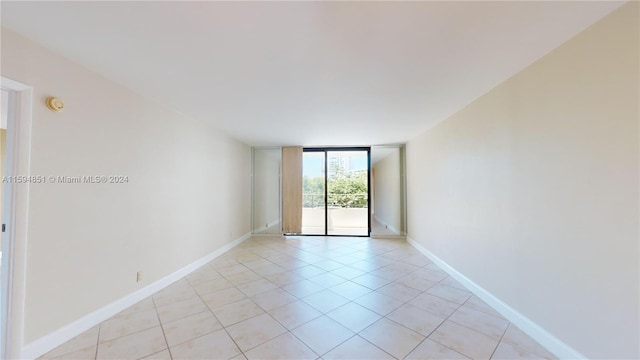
left=301, top=148, right=370, bottom=236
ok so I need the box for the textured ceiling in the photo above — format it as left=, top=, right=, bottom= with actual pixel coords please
left=1, top=1, right=624, bottom=146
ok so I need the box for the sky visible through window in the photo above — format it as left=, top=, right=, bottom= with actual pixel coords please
left=303, top=151, right=368, bottom=178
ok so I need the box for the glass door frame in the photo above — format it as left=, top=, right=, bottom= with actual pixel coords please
left=302, top=147, right=371, bottom=237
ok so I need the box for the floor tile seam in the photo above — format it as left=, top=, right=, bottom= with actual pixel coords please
left=307, top=277, right=349, bottom=289
left=380, top=300, right=479, bottom=360
left=280, top=281, right=325, bottom=299
left=154, top=322, right=224, bottom=350
left=218, top=262, right=271, bottom=286
left=248, top=288, right=298, bottom=314
left=381, top=310, right=442, bottom=339
left=382, top=328, right=428, bottom=359
left=397, top=336, right=432, bottom=360
left=302, top=286, right=353, bottom=306
left=190, top=280, right=246, bottom=360
left=223, top=315, right=290, bottom=354
left=413, top=337, right=472, bottom=360
left=393, top=279, right=436, bottom=293
left=487, top=331, right=506, bottom=360
left=284, top=321, right=337, bottom=358
left=374, top=288, right=422, bottom=304
left=242, top=258, right=285, bottom=273
left=381, top=309, right=451, bottom=360
left=444, top=314, right=508, bottom=342
left=186, top=274, right=226, bottom=288
left=237, top=282, right=282, bottom=298
left=217, top=264, right=257, bottom=279
left=297, top=296, right=341, bottom=315
left=139, top=348, right=172, bottom=360
left=164, top=328, right=221, bottom=353
left=265, top=300, right=324, bottom=332
left=432, top=277, right=474, bottom=293
left=346, top=314, right=385, bottom=337
left=418, top=289, right=471, bottom=307
left=192, top=270, right=270, bottom=357
left=353, top=333, right=402, bottom=360
left=292, top=329, right=355, bottom=359
left=496, top=326, right=552, bottom=360
left=159, top=308, right=215, bottom=327
left=154, top=292, right=202, bottom=309
left=200, top=278, right=269, bottom=328
left=192, top=281, right=237, bottom=297
left=457, top=293, right=512, bottom=323
left=184, top=265, right=223, bottom=284
left=96, top=321, right=162, bottom=346
left=458, top=298, right=507, bottom=319
left=41, top=325, right=102, bottom=360
left=150, top=296, right=173, bottom=360
left=416, top=295, right=490, bottom=360
left=434, top=277, right=470, bottom=292
left=93, top=323, right=102, bottom=360
left=357, top=314, right=427, bottom=359
left=418, top=291, right=516, bottom=340
left=217, top=240, right=499, bottom=359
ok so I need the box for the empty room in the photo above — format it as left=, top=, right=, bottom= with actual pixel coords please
left=0, top=1, right=637, bottom=359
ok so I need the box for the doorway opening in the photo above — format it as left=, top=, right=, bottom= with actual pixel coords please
left=1, top=77, right=33, bottom=359
left=370, top=145, right=407, bottom=238
left=301, top=148, right=370, bottom=236
left=0, top=90, right=7, bottom=271
left=0, top=86, right=12, bottom=359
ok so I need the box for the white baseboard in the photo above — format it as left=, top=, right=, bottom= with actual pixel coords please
left=21, top=232, right=252, bottom=359
left=252, top=219, right=281, bottom=234
left=406, top=237, right=585, bottom=360
left=373, top=215, right=401, bottom=236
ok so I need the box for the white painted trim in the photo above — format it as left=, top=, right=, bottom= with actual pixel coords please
left=20, top=232, right=252, bottom=359
left=1, top=77, right=34, bottom=360
left=406, top=237, right=585, bottom=360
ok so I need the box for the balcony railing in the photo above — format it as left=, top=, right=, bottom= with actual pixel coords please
left=303, top=193, right=368, bottom=208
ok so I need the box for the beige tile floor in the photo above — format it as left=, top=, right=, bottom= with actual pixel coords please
left=40, top=236, right=557, bottom=360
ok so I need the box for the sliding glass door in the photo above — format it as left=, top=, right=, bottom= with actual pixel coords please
left=302, top=151, right=325, bottom=235
left=302, top=148, right=370, bottom=236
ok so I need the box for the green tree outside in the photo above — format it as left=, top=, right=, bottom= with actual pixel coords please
left=303, top=164, right=367, bottom=208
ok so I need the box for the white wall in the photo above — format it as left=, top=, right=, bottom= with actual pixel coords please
left=406, top=3, right=638, bottom=359
left=1, top=89, right=8, bottom=129
left=373, top=149, right=401, bottom=234
left=253, top=148, right=281, bottom=233
left=1, top=28, right=252, bottom=344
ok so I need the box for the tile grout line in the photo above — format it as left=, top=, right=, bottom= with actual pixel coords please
left=258, top=242, right=395, bottom=358
left=259, top=239, right=417, bottom=358
left=356, top=333, right=402, bottom=360
left=210, top=244, right=333, bottom=358
left=197, top=261, right=266, bottom=359
left=52, top=237, right=539, bottom=360
left=151, top=295, right=174, bottom=360
left=416, top=292, right=493, bottom=359
left=228, top=241, right=375, bottom=358
left=93, top=324, right=101, bottom=360
left=366, top=249, right=468, bottom=359
left=488, top=321, right=511, bottom=360
left=306, top=247, right=444, bottom=359
left=230, top=244, right=333, bottom=357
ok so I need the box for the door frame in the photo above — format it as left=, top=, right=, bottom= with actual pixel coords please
left=1, top=77, right=33, bottom=359
left=301, top=147, right=371, bottom=237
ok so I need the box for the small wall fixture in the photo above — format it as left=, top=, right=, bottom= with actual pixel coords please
left=46, top=97, right=64, bottom=112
